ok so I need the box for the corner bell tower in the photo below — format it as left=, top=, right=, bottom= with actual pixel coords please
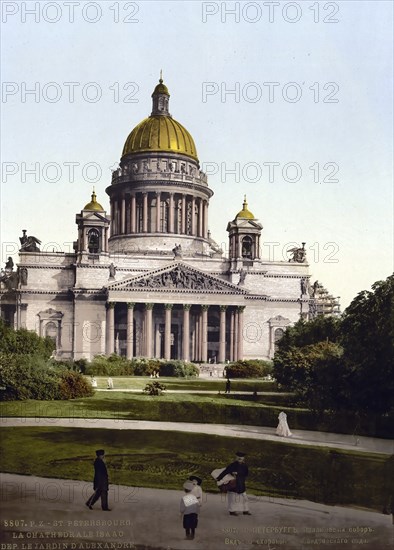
left=75, top=190, right=110, bottom=258
left=227, top=196, right=263, bottom=267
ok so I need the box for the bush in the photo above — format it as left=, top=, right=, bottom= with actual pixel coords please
left=0, top=354, right=94, bottom=401
left=55, top=358, right=88, bottom=373
left=85, top=354, right=136, bottom=376
left=0, top=354, right=57, bottom=400
left=58, top=369, right=94, bottom=399
left=159, top=360, right=199, bottom=377
left=142, top=381, right=167, bottom=395
left=0, top=320, right=55, bottom=359
left=133, top=358, right=161, bottom=376
left=85, top=356, right=199, bottom=378
left=226, top=360, right=273, bottom=378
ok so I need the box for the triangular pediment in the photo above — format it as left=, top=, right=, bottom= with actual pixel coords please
left=227, top=218, right=263, bottom=230
left=107, top=261, right=248, bottom=294
left=82, top=211, right=109, bottom=222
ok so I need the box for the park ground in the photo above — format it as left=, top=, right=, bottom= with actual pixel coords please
left=1, top=377, right=393, bottom=549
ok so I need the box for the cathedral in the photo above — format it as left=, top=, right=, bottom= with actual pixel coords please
left=0, top=79, right=340, bottom=362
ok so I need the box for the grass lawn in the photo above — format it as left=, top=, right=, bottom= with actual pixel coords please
left=2, top=392, right=391, bottom=437
left=84, top=376, right=278, bottom=392
left=0, top=392, right=298, bottom=427
left=1, top=426, right=391, bottom=512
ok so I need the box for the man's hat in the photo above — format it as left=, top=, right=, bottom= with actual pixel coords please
left=235, top=451, right=246, bottom=457
left=189, top=475, right=202, bottom=485
left=183, top=481, right=194, bottom=491
left=96, top=449, right=105, bottom=456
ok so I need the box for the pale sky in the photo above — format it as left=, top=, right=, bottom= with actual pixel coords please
left=1, top=0, right=393, bottom=309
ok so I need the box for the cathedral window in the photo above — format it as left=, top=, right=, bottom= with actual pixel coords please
left=274, top=328, right=284, bottom=353
left=136, top=200, right=143, bottom=232
left=88, top=229, right=100, bottom=253
left=186, top=201, right=192, bottom=235
left=161, top=200, right=169, bottom=232
left=45, top=321, right=57, bottom=342
left=176, top=198, right=182, bottom=233
left=242, top=236, right=253, bottom=259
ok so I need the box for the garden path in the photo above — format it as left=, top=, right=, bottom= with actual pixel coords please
left=2, top=417, right=393, bottom=455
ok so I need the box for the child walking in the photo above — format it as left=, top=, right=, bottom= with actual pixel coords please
left=180, top=481, right=200, bottom=540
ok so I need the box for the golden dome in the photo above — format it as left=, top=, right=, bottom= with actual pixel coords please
left=84, top=189, right=104, bottom=211
left=235, top=196, right=255, bottom=219
left=122, top=115, right=198, bottom=160
left=122, top=78, right=198, bottom=161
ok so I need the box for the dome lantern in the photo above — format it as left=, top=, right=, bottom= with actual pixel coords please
left=151, top=72, right=170, bottom=116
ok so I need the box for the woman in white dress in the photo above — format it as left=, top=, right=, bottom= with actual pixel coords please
left=276, top=411, right=292, bottom=437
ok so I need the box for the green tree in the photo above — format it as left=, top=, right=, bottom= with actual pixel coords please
left=0, top=319, right=55, bottom=358
left=277, top=315, right=341, bottom=352
left=340, top=275, right=394, bottom=415
left=273, top=341, right=344, bottom=412
left=0, top=321, right=92, bottom=401
left=273, top=275, right=394, bottom=416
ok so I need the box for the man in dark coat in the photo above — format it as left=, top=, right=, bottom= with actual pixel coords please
left=85, top=449, right=110, bottom=511
left=216, top=451, right=251, bottom=516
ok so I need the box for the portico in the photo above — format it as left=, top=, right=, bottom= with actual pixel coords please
left=105, top=300, right=245, bottom=363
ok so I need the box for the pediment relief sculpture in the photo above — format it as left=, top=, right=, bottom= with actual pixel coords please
left=110, top=264, right=246, bottom=293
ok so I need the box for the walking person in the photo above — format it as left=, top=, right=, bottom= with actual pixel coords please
left=216, top=451, right=251, bottom=516
left=180, top=481, right=200, bottom=540
left=225, top=378, right=231, bottom=394
left=276, top=411, right=292, bottom=437
left=107, top=377, right=114, bottom=389
left=85, top=449, right=111, bottom=511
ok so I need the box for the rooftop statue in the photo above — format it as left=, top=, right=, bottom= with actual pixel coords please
left=172, top=243, right=183, bottom=259
left=19, top=230, right=41, bottom=252
left=109, top=263, right=117, bottom=279
left=288, top=242, right=306, bottom=263
left=238, top=268, right=247, bottom=286
left=0, top=257, right=17, bottom=287
left=5, top=257, right=14, bottom=271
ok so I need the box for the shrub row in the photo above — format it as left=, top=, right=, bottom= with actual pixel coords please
left=82, top=356, right=273, bottom=378
left=225, top=359, right=273, bottom=378
left=0, top=354, right=94, bottom=401
left=83, top=355, right=199, bottom=377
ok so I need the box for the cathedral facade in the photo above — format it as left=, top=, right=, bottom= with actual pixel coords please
left=0, top=79, right=339, bottom=362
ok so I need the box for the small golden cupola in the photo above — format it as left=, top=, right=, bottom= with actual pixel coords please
left=227, top=196, right=263, bottom=265
left=235, top=196, right=255, bottom=220
left=84, top=189, right=104, bottom=211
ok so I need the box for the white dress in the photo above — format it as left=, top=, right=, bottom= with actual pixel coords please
left=276, top=411, right=292, bottom=437
left=191, top=485, right=203, bottom=506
